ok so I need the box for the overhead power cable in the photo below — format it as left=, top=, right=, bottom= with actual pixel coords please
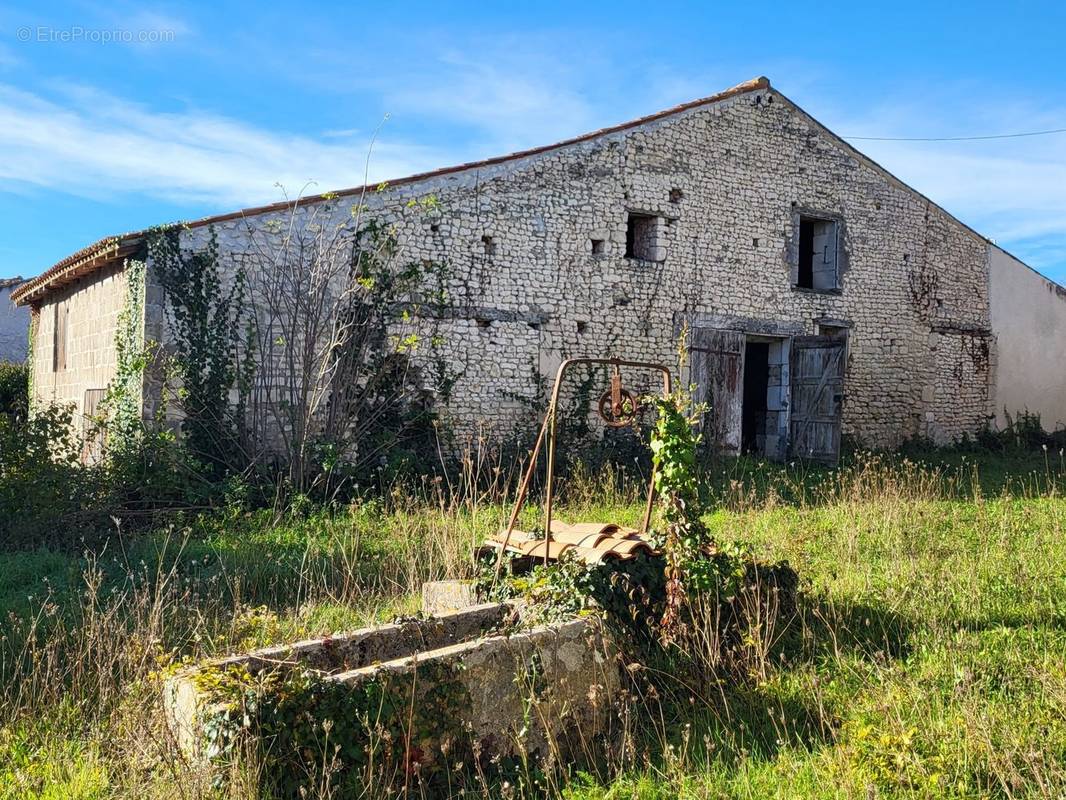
left=845, top=127, right=1066, bottom=142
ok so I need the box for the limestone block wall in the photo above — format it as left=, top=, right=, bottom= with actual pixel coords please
left=153, top=84, right=995, bottom=450
left=28, top=263, right=128, bottom=428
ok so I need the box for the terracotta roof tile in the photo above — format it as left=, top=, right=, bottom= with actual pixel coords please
left=485, top=521, right=659, bottom=566
left=11, top=235, right=142, bottom=305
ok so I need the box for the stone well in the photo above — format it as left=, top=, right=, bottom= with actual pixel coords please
left=163, top=596, right=620, bottom=781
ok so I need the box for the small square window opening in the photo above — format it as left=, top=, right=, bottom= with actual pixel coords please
left=625, top=213, right=665, bottom=261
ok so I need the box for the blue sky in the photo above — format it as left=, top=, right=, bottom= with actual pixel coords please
left=1, top=1, right=1065, bottom=283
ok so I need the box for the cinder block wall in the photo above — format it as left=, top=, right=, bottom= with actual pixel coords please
left=152, top=86, right=994, bottom=450
left=29, top=263, right=128, bottom=426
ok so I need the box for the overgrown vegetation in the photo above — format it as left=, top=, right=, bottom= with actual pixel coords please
left=4, top=208, right=1066, bottom=795
left=0, top=360, right=28, bottom=419
left=0, top=451, right=1063, bottom=798
left=6, top=340, right=1063, bottom=797
left=146, top=196, right=455, bottom=499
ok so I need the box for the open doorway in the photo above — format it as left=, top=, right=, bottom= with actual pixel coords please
left=689, top=328, right=790, bottom=461
left=741, top=341, right=769, bottom=454
left=740, top=335, right=789, bottom=460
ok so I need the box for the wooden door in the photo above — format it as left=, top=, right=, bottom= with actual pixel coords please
left=689, top=328, right=745, bottom=454
left=789, top=335, right=845, bottom=462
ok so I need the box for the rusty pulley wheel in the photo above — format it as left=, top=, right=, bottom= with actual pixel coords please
left=598, top=387, right=638, bottom=427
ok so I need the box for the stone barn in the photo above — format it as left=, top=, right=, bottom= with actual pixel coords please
left=12, top=77, right=1066, bottom=461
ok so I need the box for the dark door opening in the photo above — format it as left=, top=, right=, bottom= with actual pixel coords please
left=741, top=341, right=769, bottom=455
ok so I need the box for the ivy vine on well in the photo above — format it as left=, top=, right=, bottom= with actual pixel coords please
left=484, top=352, right=746, bottom=645
left=187, top=658, right=474, bottom=796
left=648, top=390, right=744, bottom=641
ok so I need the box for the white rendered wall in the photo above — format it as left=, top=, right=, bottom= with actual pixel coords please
left=989, top=245, right=1066, bottom=431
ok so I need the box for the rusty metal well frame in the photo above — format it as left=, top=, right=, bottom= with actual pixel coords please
left=493, top=357, right=672, bottom=581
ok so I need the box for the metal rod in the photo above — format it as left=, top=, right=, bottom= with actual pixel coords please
left=491, top=357, right=673, bottom=580
left=492, top=409, right=551, bottom=583
left=542, top=362, right=568, bottom=566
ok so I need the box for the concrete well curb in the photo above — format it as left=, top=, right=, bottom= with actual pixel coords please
left=163, top=600, right=620, bottom=780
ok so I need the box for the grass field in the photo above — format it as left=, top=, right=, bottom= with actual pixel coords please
left=1, top=451, right=1064, bottom=798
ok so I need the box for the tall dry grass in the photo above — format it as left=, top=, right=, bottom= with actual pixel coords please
left=0, top=450, right=1063, bottom=798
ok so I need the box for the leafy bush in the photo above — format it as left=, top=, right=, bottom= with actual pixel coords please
left=988, top=409, right=1066, bottom=452
left=102, top=425, right=223, bottom=512
left=0, top=404, right=105, bottom=548
left=0, top=402, right=219, bottom=550
left=0, top=361, right=27, bottom=419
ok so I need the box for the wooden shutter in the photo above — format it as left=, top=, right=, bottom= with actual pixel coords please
left=53, top=304, right=69, bottom=372
left=811, top=220, right=839, bottom=292
left=788, top=335, right=846, bottom=462
left=689, top=328, right=745, bottom=454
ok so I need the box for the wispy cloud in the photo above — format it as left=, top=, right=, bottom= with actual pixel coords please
left=821, top=90, right=1066, bottom=280
left=0, top=83, right=445, bottom=208
left=1, top=48, right=1063, bottom=282
left=103, top=9, right=194, bottom=50
left=859, top=141, right=1066, bottom=230
left=380, top=44, right=599, bottom=150
left=279, top=30, right=626, bottom=155
left=0, top=32, right=608, bottom=213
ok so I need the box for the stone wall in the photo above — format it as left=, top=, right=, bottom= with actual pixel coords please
left=28, top=263, right=128, bottom=431
left=0, top=281, right=29, bottom=363
left=151, top=84, right=994, bottom=450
